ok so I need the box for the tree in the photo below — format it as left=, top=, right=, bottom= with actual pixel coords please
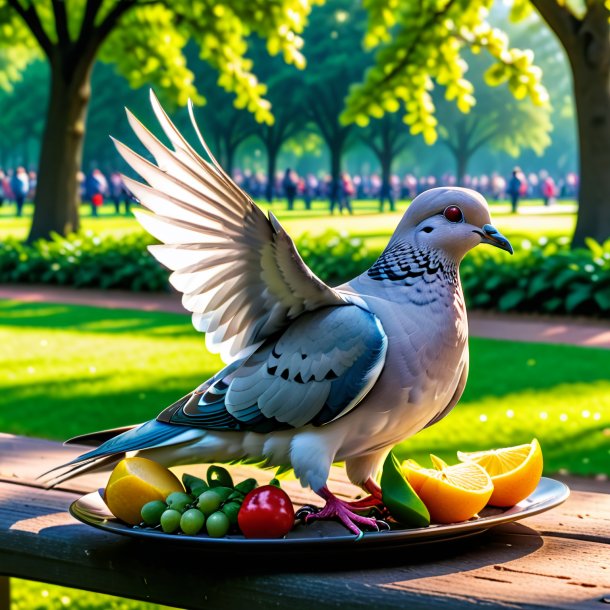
left=0, top=0, right=317, bottom=241
left=185, top=70, right=258, bottom=177
left=342, top=0, right=610, bottom=247
left=358, top=112, right=411, bottom=203
left=0, top=60, right=48, bottom=168
left=303, top=1, right=370, bottom=186
left=436, top=54, right=552, bottom=185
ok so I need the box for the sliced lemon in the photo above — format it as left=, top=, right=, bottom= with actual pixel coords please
left=403, top=455, right=493, bottom=523
left=104, top=457, right=184, bottom=525
left=458, top=439, right=543, bottom=507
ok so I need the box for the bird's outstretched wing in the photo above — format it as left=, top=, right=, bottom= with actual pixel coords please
left=114, top=91, right=347, bottom=363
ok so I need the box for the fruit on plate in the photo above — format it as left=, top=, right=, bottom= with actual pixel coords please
left=457, top=439, right=543, bottom=507
left=402, top=455, right=493, bottom=523
left=380, top=451, right=430, bottom=527
left=104, top=457, right=183, bottom=525
left=238, top=485, right=295, bottom=538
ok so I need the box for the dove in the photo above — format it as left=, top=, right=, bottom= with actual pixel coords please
left=51, top=91, right=513, bottom=534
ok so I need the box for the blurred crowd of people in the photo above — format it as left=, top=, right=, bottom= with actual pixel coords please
left=0, top=165, right=579, bottom=217
left=234, top=168, right=579, bottom=214
left=0, top=167, right=133, bottom=217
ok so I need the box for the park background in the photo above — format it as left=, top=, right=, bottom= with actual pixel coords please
left=0, top=0, right=609, bottom=608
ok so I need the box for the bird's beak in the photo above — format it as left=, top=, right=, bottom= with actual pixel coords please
left=479, top=224, right=513, bottom=254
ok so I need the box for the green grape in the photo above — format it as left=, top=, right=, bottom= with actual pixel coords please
left=221, top=501, right=241, bottom=526
left=140, top=500, right=167, bottom=527
left=160, top=509, right=182, bottom=533
left=196, top=490, right=223, bottom=516
left=206, top=511, right=230, bottom=538
left=166, top=491, right=193, bottom=513
left=180, top=508, right=205, bottom=536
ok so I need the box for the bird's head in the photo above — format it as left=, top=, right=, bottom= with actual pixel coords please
left=392, top=187, right=513, bottom=262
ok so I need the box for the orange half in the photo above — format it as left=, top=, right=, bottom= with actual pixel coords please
left=457, top=439, right=543, bottom=507
left=402, top=456, right=493, bottom=523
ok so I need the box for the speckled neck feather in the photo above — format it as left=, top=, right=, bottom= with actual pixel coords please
left=367, top=241, right=458, bottom=287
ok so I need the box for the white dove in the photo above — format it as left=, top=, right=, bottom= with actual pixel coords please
left=54, top=92, right=513, bottom=534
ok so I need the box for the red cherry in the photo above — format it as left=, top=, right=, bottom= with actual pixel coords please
left=443, top=205, right=464, bottom=223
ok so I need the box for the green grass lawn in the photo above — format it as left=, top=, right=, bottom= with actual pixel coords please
left=1, top=300, right=607, bottom=476
left=3, top=299, right=607, bottom=609
left=0, top=198, right=577, bottom=252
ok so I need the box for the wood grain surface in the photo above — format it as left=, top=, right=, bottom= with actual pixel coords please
left=1, top=434, right=609, bottom=610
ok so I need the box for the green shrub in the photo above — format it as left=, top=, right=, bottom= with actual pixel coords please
left=461, top=236, right=610, bottom=317
left=0, top=232, right=168, bottom=292
left=2, top=230, right=610, bottom=317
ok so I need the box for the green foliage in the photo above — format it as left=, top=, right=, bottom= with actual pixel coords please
left=0, top=229, right=373, bottom=291
left=3, top=229, right=610, bottom=318
left=436, top=50, right=552, bottom=178
left=342, top=0, right=548, bottom=145
left=0, top=0, right=320, bottom=124
left=297, top=230, right=374, bottom=283
left=0, top=231, right=168, bottom=291
left=461, top=236, right=610, bottom=316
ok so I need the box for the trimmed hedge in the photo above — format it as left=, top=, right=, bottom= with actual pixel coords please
left=461, top=236, right=610, bottom=317
left=1, top=230, right=610, bottom=317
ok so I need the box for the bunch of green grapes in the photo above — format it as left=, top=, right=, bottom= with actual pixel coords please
left=138, top=466, right=258, bottom=537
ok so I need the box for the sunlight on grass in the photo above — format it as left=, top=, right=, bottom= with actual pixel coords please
left=0, top=301, right=607, bottom=478
left=11, top=579, right=174, bottom=610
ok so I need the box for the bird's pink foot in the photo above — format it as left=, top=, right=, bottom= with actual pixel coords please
left=302, top=486, right=388, bottom=537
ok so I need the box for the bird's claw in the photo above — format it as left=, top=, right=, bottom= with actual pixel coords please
left=301, top=498, right=389, bottom=537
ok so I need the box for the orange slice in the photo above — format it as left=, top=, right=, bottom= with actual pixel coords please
left=104, top=457, right=184, bottom=525
left=402, top=455, right=493, bottom=523
left=457, top=439, right=543, bottom=507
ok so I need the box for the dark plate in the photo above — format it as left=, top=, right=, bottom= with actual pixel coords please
left=69, top=477, right=569, bottom=551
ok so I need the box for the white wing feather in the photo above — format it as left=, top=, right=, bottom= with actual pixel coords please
left=115, top=90, right=347, bottom=363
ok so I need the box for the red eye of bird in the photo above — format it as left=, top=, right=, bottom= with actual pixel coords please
left=443, top=205, right=464, bottom=223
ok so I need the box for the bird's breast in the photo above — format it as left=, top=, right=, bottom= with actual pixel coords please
left=335, top=283, right=468, bottom=457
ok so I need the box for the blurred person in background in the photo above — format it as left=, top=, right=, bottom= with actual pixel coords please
left=282, top=168, right=298, bottom=211
left=0, top=169, right=5, bottom=207
left=110, top=171, right=131, bottom=215
left=541, top=173, right=557, bottom=206
left=507, top=167, right=523, bottom=214
left=28, top=170, right=37, bottom=200
left=86, top=168, right=108, bottom=217
left=340, top=172, right=354, bottom=214
left=10, top=167, right=29, bottom=217
left=303, top=173, right=318, bottom=211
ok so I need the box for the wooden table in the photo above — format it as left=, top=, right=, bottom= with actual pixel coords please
left=1, top=433, right=609, bottom=610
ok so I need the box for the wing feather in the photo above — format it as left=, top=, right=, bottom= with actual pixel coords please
left=117, top=91, right=346, bottom=363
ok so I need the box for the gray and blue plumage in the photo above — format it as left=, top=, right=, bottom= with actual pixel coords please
left=54, top=91, right=512, bottom=529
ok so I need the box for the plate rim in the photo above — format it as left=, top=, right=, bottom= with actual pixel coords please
left=69, top=476, right=570, bottom=548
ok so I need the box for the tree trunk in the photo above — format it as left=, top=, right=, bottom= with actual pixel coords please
left=225, top=142, right=235, bottom=178
left=569, top=21, right=610, bottom=247
left=265, top=142, right=278, bottom=202
left=456, top=149, right=469, bottom=187
left=28, top=56, right=92, bottom=242
left=330, top=140, right=343, bottom=184
left=380, top=152, right=392, bottom=202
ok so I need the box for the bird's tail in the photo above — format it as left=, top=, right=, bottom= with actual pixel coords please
left=41, top=419, right=201, bottom=487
